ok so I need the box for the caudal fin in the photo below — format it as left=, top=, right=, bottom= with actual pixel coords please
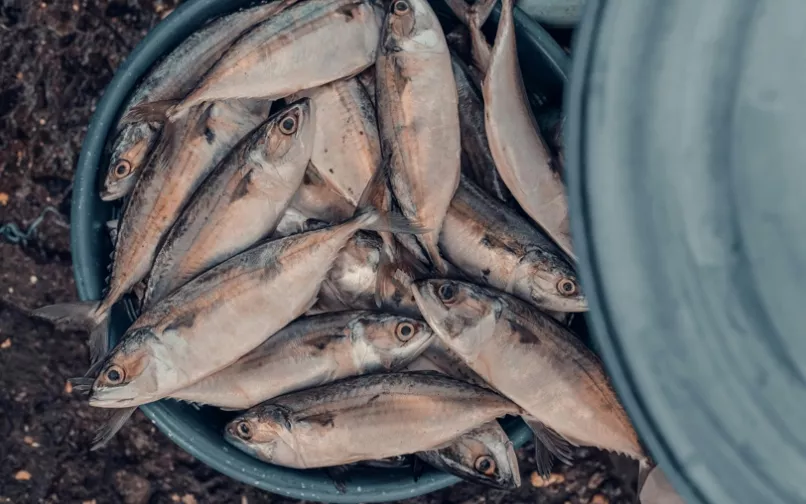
left=639, top=464, right=687, bottom=504
left=91, top=407, right=137, bottom=450
left=523, top=417, right=575, bottom=478
left=32, top=301, right=110, bottom=365
left=121, top=100, right=179, bottom=124
left=352, top=161, right=428, bottom=236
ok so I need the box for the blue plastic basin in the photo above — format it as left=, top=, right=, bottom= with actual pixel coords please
left=70, top=1, right=570, bottom=501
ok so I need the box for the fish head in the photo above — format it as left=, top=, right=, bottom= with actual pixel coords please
left=412, top=279, right=502, bottom=360
left=382, top=0, right=447, bottom=55
left=259, top=98, right=316, bottom=168
left=349, top=313, right=435, bottom=370
left=101, top=122, right=156, bottom=201
left=88, top=328, right=162, bottom=408
left=509, top=249, right=587, bottom=312
left=225, top=405, right=297, bottom=464
left=433, top=427, right=521, bottom=489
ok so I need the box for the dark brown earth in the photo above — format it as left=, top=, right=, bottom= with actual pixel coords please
left=0, top=1, right=635, bottom=503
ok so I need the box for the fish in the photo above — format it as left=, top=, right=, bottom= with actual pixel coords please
left=312, top=231, right=427, bottom=317
left=102, top=122, right=159, bottom=201
left=290, top=78, right=380, bottom=206
left=101, top=0, right=301, bottom=201
left=161, top=0, right=383, bottom=117
left=412, top=279, right=647, bottom=464
left=481, top=0, right=574, bottom=258
left=224, top=371, right=521, bottom=468
left=451, top=55, right=513, bottom=203
left=142, top=100, right=314, bottom=308
left=34, top=100, right=271, bottom=364
left=440, top=177, right=586, bottom=313
left=172, top=311, right=434, bottom=410
left=376, top=0, right=461, bottom=273
left=418, top=421, right=521, bottom=489
left=86, top=206, right=410, bottom=410
left=286, top=168, right=357, bottom=224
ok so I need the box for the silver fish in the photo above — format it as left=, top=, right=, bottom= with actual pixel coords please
left=418, top=421, right=521, bottom=489
left=376, top=0, right=461, bottom=273
left=291, top=78, right=380, bottom=206
left=86, top=207, right=398, bottom=409
left=312, top=231, right=427, bottom=317
left=451, top=55, right=512, bottom=203
left=173, top=311, right=434, bottom=409
left=482, top=0, right=573, bottom=258
left=103, top=122, right=158, bottom=201
left=224, top=372, right=521, bottom=468
left=412, top=279, right=646, bottom=463
left=101, top=0, right=301, bottom=201
left=440, top=177, right=585, bottom=312
left=143, top=100, right=314, bottom=308
left=34, top=100, right=270, bottom=363
left=167, top=0, right=382, bottom=116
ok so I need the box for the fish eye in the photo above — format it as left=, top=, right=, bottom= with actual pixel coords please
left=236, top=421, right=252, bottom=440
left=438, top=283, right=457, bottom=304
left=392, top=0, right=409, bottom=14
left=113, top=160, right=132, bottom=178
left=474, top=455, right=496, bottom=476
left=104, top=365, right=125, bottom=385
left=395, top=322, right=415, bottom=341
left=279, top=114, right=298, bottom=135
left=557, top=278, right=578, bottom=296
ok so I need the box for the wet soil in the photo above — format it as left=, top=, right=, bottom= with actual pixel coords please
left=0, top=1, right=634, bottom=502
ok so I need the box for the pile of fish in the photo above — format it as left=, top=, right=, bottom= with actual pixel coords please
left=35, top=0, right=667, bottom=499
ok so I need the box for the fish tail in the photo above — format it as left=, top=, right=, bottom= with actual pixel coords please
left=350, top=205, right=426, bottom=235
left=353, top=161, right=428, bottom=236
left=121, top=99, right=180, bottom=124
left=637, top=457, right=656, bottom=494
left=91, top=407, right=137, bottom=451
left=522, top=417, right=575, bottom=478
left=32, top=300, right=111, bottom=366
left=421, top=234, right=448, bottom=275
left=67, top=376, right=95, bottom=395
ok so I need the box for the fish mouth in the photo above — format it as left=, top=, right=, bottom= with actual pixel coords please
left=88, top=388, right=144, bottom=408
left=99, top=190, right=120, bottom=202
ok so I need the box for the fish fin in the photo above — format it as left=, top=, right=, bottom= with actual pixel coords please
left=638, top=463, right=686, bottom=504
left=351, top=206, right=428, bottom=236
left=637, top=457, right=656, bottom=494
left=421, top=236, right=449, bottom=275
left=325, top=466, right=351, bottom=494
left=31, top=301, right=110, bottom=364
left=87, top=313, right=111, bottom=367
left=91, top=407, right=137, bottom=450
left=121, top=100, right=179, bottom=124
left=106, top=219, right=119, bottom=245
left=68, top=376, right=94, bottom=395
left=354, top=157, right=429, bottom=235
left=523, top=417, right=575, bottom=470
left=31, top=300, right=100, bottom=330
left=412, top=455, right=425, bottom=482
left=373, top=247, right=394, bottom=308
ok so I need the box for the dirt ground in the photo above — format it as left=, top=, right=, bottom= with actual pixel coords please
left=0, top=1, right=635, bottom=503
